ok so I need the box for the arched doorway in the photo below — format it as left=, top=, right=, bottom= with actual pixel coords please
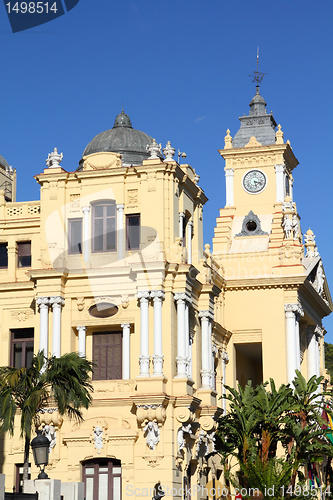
left=82, top=458, right=122, bottom=500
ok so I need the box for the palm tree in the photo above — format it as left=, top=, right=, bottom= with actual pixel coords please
left=0, top=351, right=94, bottom=481
left=217, top=372, right=333, bottom=496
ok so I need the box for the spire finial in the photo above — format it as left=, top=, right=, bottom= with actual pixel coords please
left=249, top=47, right=266, bottom=87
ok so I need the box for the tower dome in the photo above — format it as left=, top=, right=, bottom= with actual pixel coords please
left=81, top=110, right=158, bottom=166
left=232, top=87, right=277, bottom=148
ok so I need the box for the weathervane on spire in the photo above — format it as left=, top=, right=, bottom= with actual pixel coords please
left=249, top=47, right=266, bottom=87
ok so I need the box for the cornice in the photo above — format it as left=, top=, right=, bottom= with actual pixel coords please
left=219, top=143, right=298, bottom=167
left=225, top=275, right=305, bottom=291
left=0, top=281, right=34, bottom=291
left=300, top=280, right=332, bottom=317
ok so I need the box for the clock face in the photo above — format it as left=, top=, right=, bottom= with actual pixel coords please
left=243, top=170, right=267, bottom=194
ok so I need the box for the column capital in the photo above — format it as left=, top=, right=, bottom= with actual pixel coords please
left=221, top=351, right=229, bottom=363
left=225, top=168, right=235, bottom=177
left=174, top=292, right=191, bottom=304
left=199, top=310, right=213, bottom=320
left=137, top=290, right=150, bottom=301
left=121, top=323, right=131, bottom=329
left=116, top=204, right=125, bottom=211
left=315, top=325, right=325, bottom=339
left=76, top=325, right=87, bottom=333
left=49, top=296, right=65, bottom=308
left=179, top=212, right=185, bottom=220
left=274, top=164, right=285, bottom=173
left=151, top=290, right=165, bottom=301
left=284, top=303, right=303, bottom=317
left=37, top=297, right=49, bottom=309
left=82, top=206, right=90, bottom=214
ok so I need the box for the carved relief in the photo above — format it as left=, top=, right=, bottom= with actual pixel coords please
left=127, top=189, right=138, bottom=206
left=76, top=298, right=85, bottom=312
left=10, top=310, right=33, bottom=322
left=70, top=194, right=80, bottom=208
left=142, top=456, right=164, bottom=468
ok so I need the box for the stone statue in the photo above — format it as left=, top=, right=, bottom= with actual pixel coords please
left=42, top=424, right=56, bottom=451
left=292, top=214, right=300, bottom=240
left=143, top=421, right=160, bottom=450
left=314, top=262, right=325, bottom=297
left=93, top=426, right=103, bottom=453
left=282, top=215, right=292, bottom=239
left=177, top=423, right=192, bottom=453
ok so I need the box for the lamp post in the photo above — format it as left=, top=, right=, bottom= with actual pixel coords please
left=30, top=430, right=50, bottom=479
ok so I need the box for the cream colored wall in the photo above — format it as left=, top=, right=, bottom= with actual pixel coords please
left=0, top=152, right=225, bottom=496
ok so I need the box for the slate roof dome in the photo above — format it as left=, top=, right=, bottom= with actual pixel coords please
left=82, top=110, right=155, bottom=166
left=0, top=154, right=10, bottom=171
left=232, top=86, right=277, bottom=148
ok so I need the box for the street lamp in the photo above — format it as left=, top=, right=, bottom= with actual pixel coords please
left=30, top=430, right=50, bottom=479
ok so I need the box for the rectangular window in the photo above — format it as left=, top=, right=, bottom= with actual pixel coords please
left=15, top=463, right=31, bottom=493
left=83, top=460, right=121, bottom=500
left=68, top=219, right=82, bottom=254
left=0, top=243, right=8, bottom=268
left=17, top=241, right=31, bottom=267
left=92, top=202, right=116, bottom=253
left=126, top=214, right=140, bottom=251
left=93, top=332, right=122, bottom=380
left=10, top=328, right=34, bottom=369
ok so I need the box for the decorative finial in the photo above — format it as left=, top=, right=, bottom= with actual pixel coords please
left=304, top=228, right=319, bottom=258
left=163, top=141, right=176, bottom=162
left=46, top=147, right=63, bottom=168
left=248, top=47, right=266, bottom=87
left=275, top=124, right=284, bottom=144
left=146, top=138, right=161, bottom=160
left=224, top=129, right=233, bottom=149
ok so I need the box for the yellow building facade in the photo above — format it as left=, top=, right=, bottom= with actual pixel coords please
left=0, top=91, right=331, bottom=499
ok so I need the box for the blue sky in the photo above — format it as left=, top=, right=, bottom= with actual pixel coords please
left=0, top=0, right=333, bottom=339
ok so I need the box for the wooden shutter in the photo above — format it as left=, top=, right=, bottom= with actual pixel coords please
left=93, top=332, right=122, bottom=380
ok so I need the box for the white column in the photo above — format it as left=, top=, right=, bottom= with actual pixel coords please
left=189, top=333, right=194, bottom=380
left=199, top=310, right=211, bottom=388
left=307, top=326, right=317, bottom=379
left=77, top=326, right=87, bottom=358
left=37, top=297, right=49, bottom=356
left=290, top=177, right=294, bottom=201
left=174, top=293, right=188, bottom=377
left=185, top=297, right=192, bottom=377
left=137, top=291, right=150, bottom=376
left=315, top=325, right=324, bottom=377
left=121, top=323, right=131, bottom=379
left=285, top=304, right=300, bottom=384
left=187, top=221, right=193, bottom=265
left=151, top=290, right=165, bottom=376
left=208, top=319, right=214, bottom=389
left=82, top=206, right=90, bottom=263
left=274, top=164, right=285, bottom=203
left=221, top=351, right=229, bottom=414
left=225, top=168, right=234, bottom=206
left=50, top=296, right=64, bottom=358
left=179, top=213, right=185, bottom=242
left=117, top=204, right=125, bottom=260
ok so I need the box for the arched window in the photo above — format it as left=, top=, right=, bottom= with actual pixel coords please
left=83, top=458, right=121, bottom=500
left=92, top=201, right=116, bottom=253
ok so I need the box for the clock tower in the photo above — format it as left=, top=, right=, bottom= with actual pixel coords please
left=213, top=86, right=332, bottom=388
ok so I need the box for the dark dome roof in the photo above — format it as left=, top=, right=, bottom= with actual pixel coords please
left=0, top=154, right=10, bottom=170
left=82, top=110, right=155, bottom=166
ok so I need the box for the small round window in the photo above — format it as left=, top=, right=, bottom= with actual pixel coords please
left=246, top=220, right=257, bottom=232
left=89, top=302, right=118, bottom=318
